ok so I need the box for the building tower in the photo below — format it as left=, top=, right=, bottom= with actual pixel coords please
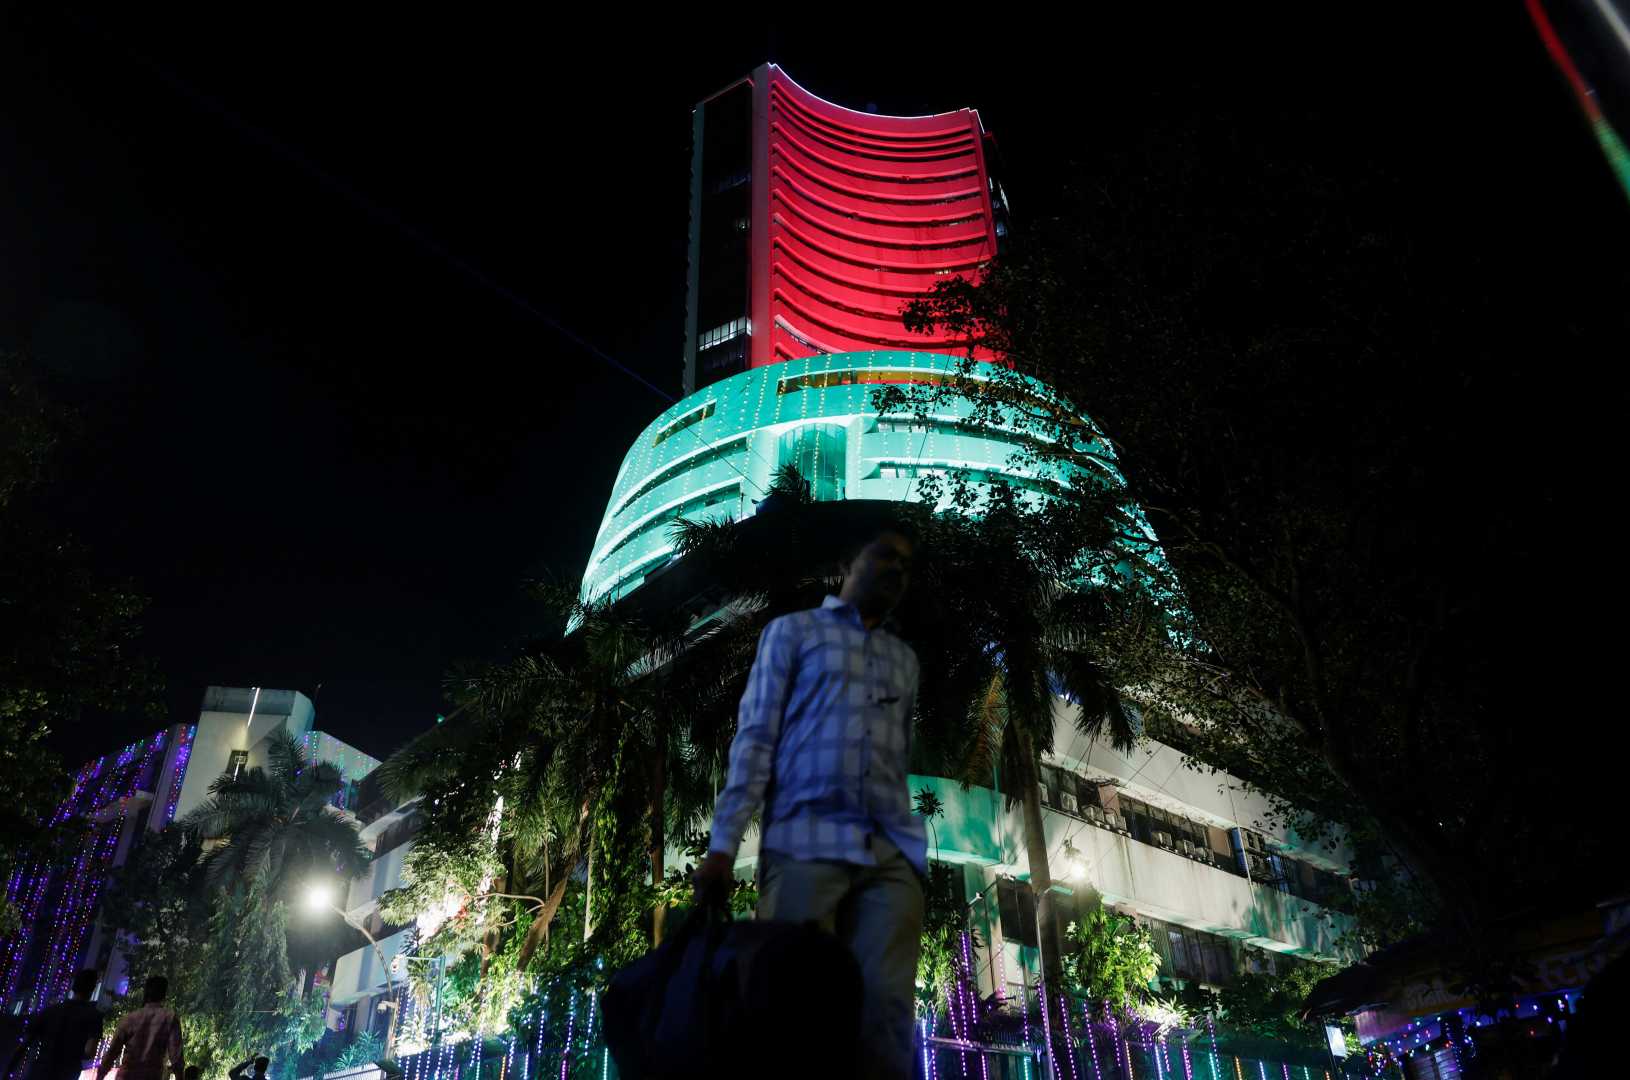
left=0, top=688, right=379, bottom=1014
left=579, top=65, right=1361, bottom=1063
left=684, top=63, right=1008, bottom=393
left=582, top=68, right=1046, bottom=608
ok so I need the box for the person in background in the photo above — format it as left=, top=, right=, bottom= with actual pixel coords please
left=226, top=1057, right=268, bottom=1080
left=5, top=970, right=103, bottom=1080
left=693, top=525, right=925, bottom=1080
left=95, top=977, right=183, bottom=1080
left=184, top=1066, right=201, bottom=1080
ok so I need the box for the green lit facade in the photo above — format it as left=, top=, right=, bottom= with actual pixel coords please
left=581, top=350, right=1082, bottom=605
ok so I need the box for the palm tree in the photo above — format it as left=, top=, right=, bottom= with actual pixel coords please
left=379, top=584, right=754, bottom=965
left=182, top=726, right=372, bottom=896
left=454, top=588, right=756, bottom=948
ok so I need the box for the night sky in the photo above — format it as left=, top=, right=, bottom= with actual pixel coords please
left=3, top=8, right=1622, bottom=762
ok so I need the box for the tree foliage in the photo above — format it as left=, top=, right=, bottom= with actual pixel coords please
left=102, top=830, right=333, bottom=1079
left=1060, top=906, right=1161, bottom=1005
left=182, top=727, right=373, bottom=897
left=0, top=354, right=158, bottom=932
left=879, top=119, right=1623, bottom=967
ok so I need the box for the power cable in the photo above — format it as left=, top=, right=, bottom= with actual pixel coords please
left=72, top=15, right=780, bottom=505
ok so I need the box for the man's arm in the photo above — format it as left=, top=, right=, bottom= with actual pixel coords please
left=229, top=1059, right=254, bottom=1080
left=95, top=1018, right=129, bottom=1080
left=694, top=618, right=797, bottom=894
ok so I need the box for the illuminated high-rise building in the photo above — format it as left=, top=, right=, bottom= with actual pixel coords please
left=684, top=63, right=1008, bottom=392
left=576, top=65, right=1362, bottom=1074
left=583, top=68, right=1036, bottom=608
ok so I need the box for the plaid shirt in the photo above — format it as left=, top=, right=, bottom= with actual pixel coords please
left=98, top=1004, right=183, bottom=1080
left=709, top=596, right=926, bottom=875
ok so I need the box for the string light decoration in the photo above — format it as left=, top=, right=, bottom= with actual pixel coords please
left=159, top=724, right=196, bottom=826
left=1080, top=1003, right=1104, bottom=1080
left=558, top=991, right=576, bottom=1080
left=1110, top=1002, right=1134, bottom=1080
left=0, top=730, right=170, bottom=1012
left=1020, top=984, right=1032, bottom=1075
left=1056, top=992, right=1081, bottom=1080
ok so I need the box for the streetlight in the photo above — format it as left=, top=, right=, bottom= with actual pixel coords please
left=304, top=880, right=401, bottom=1064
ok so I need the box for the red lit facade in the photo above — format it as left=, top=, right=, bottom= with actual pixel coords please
left=683, top=64, right=1007, bottom=394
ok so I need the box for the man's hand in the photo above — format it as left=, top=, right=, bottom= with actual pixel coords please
left=691, top=851, right=735, bottom=908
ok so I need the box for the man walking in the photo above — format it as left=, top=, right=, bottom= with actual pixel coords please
left=5, top=970, right=103, bottom=1080
left=95, top=977, right=183, bottom=1080
left=694, top=526, right=925, bottom=1080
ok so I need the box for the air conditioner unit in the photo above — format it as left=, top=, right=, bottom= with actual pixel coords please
left=1060, top=793, right=1079, bottom=814
left=1087, top=806, right=1104, bottom=824
left=1155, top=831, right=1173, bottom=848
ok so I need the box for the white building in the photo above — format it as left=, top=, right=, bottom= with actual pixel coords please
left=0, top=687, right=378, bottom=1012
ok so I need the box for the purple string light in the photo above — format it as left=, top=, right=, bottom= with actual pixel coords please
left=1082, top=1002, right=1104, bottom=1080
left=1109, top=1002, right=1132, bottom=1080
left=1038, top=977, right=1058, bottom=1080
left=2, top=731, right=170, bottom=1010
left=1055, top=992, right=1080, bottom=1080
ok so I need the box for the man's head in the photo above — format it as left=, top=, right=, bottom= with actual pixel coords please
left=838, top=526, right=915, bottom=621
left=185, top=1067, right=201, bottom=1080
left=254, top=1058, right=270, bottom=1075
left=143, top=975, right=168, bottom=1005
left=71, top=970, right=97, bottom=1000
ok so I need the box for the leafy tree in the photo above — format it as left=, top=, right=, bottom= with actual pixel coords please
left=1209, top=963, right=1335, bottom=1048
left=879, top=119, right=1623, bottom=968
left=102, top=834, right=328, bottom=1079
left=181, top=726, right=372, bottom=896
left=914, top=863, right=982, bottom=1034
left=1059, top=906, right=1160, bottom=1005
left=0, top=354, right=157, bottom=932
left=382, top=583, right=755, bottom=969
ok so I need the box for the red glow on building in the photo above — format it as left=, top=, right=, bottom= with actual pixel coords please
left=754, top=67, right=1000, bottom=364
left=684, top=65, right=1006, bottom=393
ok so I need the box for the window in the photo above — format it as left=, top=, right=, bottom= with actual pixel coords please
left=611, top=436, right=750, bottom=521
left=597, top=483, right=742, bottom=563
left=1143, top=917, right=1240, bottom=987
left=698, top=317, right=749, bottom=351
left=997, top=879, right=1038, bottom=948
left=653, top=401, right=717, bottom=446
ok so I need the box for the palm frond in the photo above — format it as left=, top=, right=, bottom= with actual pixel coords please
left=1053, top=650, right=1140, bottom=753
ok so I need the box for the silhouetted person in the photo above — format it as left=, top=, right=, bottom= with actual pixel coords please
left=694, top=526, right=924, bottom=1080
left=6, top=970, right=103, bottom=1080
left=227, top=1057, right=269, bottom=1080
left=184, top=1066, right=201, bottom=1080
left=95, top=977, right=183, bottom=1080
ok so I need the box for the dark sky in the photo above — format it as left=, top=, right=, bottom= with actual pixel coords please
left=3, top=7, right=1622, bottom=762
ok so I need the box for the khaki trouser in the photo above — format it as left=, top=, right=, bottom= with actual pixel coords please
left=757, top=838, right=925, bottom=1080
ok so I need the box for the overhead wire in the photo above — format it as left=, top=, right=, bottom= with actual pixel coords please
left=73, top=15, right=782, bottom=504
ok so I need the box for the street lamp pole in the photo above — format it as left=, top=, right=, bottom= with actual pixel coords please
left=306, top=882, right=403, bottom=1064
left=327, top=902, right=401, bottom=1063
